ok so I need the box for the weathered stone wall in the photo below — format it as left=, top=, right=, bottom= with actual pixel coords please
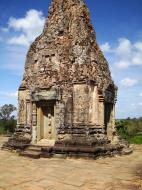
left=15, top=0, right=118, bottom=146
left=20, top=0, right=116, bottom=96
left=73, top=84, right=89, bottom=124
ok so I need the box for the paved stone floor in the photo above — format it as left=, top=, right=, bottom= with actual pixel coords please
left=0, top=136, right=142, bottom=190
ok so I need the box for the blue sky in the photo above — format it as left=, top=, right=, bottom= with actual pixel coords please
left=0, top=0, right=142, bottom=119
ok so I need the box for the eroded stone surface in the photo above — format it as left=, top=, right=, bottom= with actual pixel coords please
left=0, top=137, right=141, bottom=190
left=22, top=0, right=114, bottom=91
left=6, top=0, right=121, bottom=155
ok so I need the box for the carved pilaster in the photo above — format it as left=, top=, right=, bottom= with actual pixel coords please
left=98, top=97, right=105, bottom=127
left=54, top=101, right=62, bottom=129
left=26, top=91, right=31, bottom=126
left=32, top=103, right=37, bottom=126
left=59, top=102, right=65, bottom=126
left=92, top=86, right=99, bottom=125
left=19, top=99, right=25, bottom=125
left=32, top=103, right=37, bottom=143
left=17, top=90, right=27, bottom=126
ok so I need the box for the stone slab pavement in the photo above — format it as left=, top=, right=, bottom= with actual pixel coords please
left=0, top=136, right=142, bottom=190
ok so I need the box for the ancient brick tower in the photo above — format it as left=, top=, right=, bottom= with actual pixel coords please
left=6, top=0, right=126, bottom=158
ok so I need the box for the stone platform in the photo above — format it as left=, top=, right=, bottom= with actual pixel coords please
left=3, top=137, right=132, bottom=159
left=19, top=143, right=125, bottom=159
left=0, top=136, right=142, bottom=190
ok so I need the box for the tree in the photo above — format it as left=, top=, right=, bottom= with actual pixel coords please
left=0, top=104, right=16, bottom=120
left=0, top=104, right=17, bottom=134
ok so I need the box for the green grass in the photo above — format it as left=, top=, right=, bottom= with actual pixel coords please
left=0, top=127, right=6, bottom=135
left=127, top=134, right=142, bottom=144
left=116, top=118, right=142, bottom=144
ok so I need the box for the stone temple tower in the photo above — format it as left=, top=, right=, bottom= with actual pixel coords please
left=5, top=0, right=127, bottom=158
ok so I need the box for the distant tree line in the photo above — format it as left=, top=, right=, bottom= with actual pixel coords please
left=0, top=104, right=17, bottom=135
left=116, top=117, right=142, bottom=144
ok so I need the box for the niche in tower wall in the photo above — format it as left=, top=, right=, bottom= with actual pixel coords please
left=104, top=102, right=113, bottom=130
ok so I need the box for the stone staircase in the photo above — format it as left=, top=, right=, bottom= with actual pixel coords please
left=20, top=145, right=42, bottom=159
left=19, top=139, right=56, bottom=159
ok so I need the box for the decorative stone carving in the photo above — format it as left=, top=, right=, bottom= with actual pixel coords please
left=32, top=103, right=37, bottom=126
left=19, top=100, right=25, bottom=124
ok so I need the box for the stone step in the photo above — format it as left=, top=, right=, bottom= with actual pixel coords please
left=27, top=146, right=42, bottom=152
left=20, top=150, right=41, bottom=159
left=36, top=139, right=55, bottom=147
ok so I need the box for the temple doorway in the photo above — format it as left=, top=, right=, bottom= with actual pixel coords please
left=41, top=106, right=55, bottom=140
left=37, top=101, right=56, bottom=143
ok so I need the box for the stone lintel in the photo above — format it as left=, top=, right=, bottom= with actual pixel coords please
left=32, top=90, right=58, bottom=102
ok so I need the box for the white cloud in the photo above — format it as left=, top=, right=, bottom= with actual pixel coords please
left=120, top=77, right=138, bottom=87
left=8, top=34, right=30, bottom=46
left=7, top=9, right=45, bottom=46
left=100, top=42, right=111, bottom=52
left=116, top=60, right=130, bottom=69
left=131, top=103, right=136, bottom=106
left=138, top=102, right=142, bottom=106
left=139, top=93, right=142, bottom=97
left=116, top=38, right=131, bottom=56
left=0, top=91, right=18, bottom=98
left=9, top=91, right=18, bottom=97
left=134, top=42, right=142, bottom=51
left=101, top=38, right=142, bottom=69
left=0, top=45, right=27, bottom=74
